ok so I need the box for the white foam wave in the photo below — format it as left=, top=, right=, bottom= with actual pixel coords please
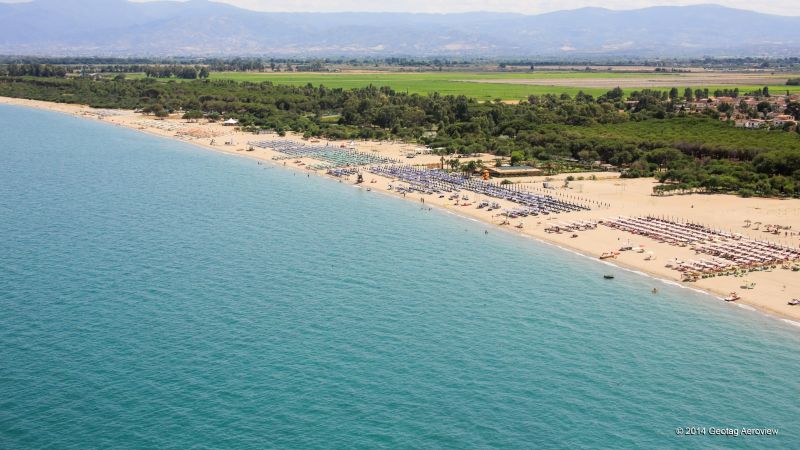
left=780, top=319, right=800, bottom=328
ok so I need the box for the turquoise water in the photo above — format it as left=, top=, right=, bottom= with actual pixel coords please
left=1, top=105, right=800, bottom=449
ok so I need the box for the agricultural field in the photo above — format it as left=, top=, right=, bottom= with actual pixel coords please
left=198, top=71, right=800, bottom=101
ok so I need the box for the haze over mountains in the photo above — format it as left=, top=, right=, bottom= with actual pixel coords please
left=2, top=0, right=800, bottom=57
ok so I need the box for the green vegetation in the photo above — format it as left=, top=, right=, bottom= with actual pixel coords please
left=121, top=71, right=800, bottom=101
left=551, top=119, right=800, bottom=196
left=1, top=76, right=798, bottom=197
left=0, top=64, right=67, bottom=77
left=143, top=65, right=210, bottom=80
left=557, top=118, right=800, bottom=159
left=206, top=72, right=800, bottom=101
left=125, top=71, right=651, bottom=99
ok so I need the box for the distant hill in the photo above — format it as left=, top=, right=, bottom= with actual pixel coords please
left=2, top=0, right=800, bottom=57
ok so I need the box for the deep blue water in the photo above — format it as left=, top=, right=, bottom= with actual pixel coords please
left=1, top=104, right=800, bottom=449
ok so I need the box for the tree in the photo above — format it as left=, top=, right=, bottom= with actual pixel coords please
left=646, top=147, right=684, bottom=167
left=143, top=103, right=166, bottom=116
left=683, top=88, right=693, bottom=102
left=578, top=149, right=599, bottom=162
left=183, top=110, right=204, bottom=121
left=785, top=101, right=800, bottom=120
left=738, top=99, right=749, bottom=114
left=510, top=150, right=525, bottom=165
left=465, top=160, right=478, bottom=174
left=669, top=87, right=679, bottom=101
left=605, top=87, right=624, bottom=102
left=176, top=67, right=198, bottom=79
left=717, top=102, right=733, bottom=119
left=757, top=101, right=772, bottom=118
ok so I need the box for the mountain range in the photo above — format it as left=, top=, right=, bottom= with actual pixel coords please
left=2, top=0, right=800, bottom=57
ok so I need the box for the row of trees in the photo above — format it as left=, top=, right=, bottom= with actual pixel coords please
left=143, top=65, right=210, bottom=79
left=0, top=64, right=67, bottom=78
left=1, top=76, right=798, bottom=196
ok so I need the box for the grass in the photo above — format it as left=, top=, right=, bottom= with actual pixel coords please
left=124, top=71, right=800, bottom=100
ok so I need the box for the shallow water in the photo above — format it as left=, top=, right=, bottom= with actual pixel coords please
left=1, top=105, right=799, bottom=449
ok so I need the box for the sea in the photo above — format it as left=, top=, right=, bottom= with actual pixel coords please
left=1, top=104, right=800, bottom=449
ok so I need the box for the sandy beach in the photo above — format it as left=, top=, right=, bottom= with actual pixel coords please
left=3, top=96, right=800, bottom=324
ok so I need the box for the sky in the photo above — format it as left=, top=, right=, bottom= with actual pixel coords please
left=0, top=0, right=796, bottom=16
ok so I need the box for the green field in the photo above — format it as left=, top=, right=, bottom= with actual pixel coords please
left=125, top=71, right=800, bottom=100
left=207, top=72, right=621, bottom=98
left=207, top=72, right=800, bottom=100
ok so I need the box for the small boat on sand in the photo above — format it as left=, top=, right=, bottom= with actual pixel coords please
left=788, top=299, right=800, bottom=306
left=724, top=292, right=741, bottom=302
left=599, top=252, right=618, bottom=260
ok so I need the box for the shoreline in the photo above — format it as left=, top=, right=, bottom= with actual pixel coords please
left=435, top=199, right=795, bottom=324
left=3, top=96, right=800, bottom=325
